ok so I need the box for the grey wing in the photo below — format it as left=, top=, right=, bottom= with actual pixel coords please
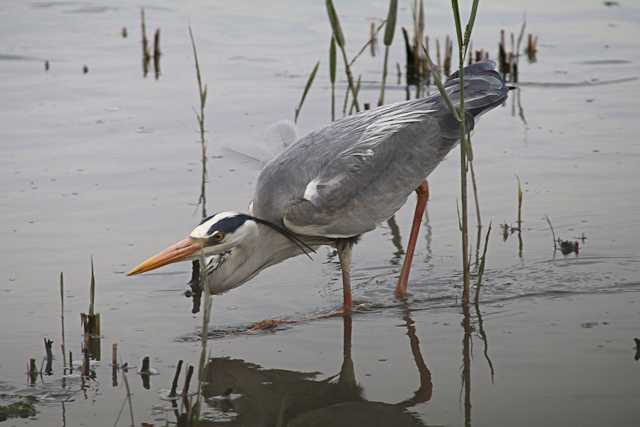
left=283, top=110, right=445, bottom=238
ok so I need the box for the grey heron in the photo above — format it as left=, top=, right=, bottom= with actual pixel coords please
left=128, top=62, right=507, bottom=313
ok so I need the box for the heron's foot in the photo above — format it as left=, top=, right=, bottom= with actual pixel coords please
left=248, top=318, right=295, bottom=332
left=394, top=286, right=409, bottom=301
left=323, top=301, right=369, bottom=318
left=333, top=305, right=352, bottom=317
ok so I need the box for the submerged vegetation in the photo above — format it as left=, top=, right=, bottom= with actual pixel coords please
left=0, top=400, right=36, bottom=422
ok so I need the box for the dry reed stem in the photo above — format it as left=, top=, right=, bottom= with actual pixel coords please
left=349, top=20, right=386, bottom=67
left=349, top=75, right=362, bottom=115
left=474, top=222, right=492, bottom=304
left=89, top=257, right=95, bottom=316
left=59, top=272, right=66, bottom=371
left=545, top=215, right=558, bottom=251
left=188, top=27, right=208, bottom=220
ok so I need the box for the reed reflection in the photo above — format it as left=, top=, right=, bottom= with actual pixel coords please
left=386, top=206, right=431, bottom=269
left=462, top=301, right=472, bottom=427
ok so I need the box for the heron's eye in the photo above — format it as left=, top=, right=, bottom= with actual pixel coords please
left=211, top=231, right=225, bottom=242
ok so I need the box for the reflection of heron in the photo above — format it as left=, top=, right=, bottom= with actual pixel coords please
left=201, top=313, right=432, bottom=426
left=128, top=62, right=507, bottom=312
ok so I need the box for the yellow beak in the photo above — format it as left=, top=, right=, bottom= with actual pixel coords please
left=127, top=237, right=204, bottom=276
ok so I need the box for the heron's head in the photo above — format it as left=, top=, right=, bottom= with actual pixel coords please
left=127, top=211, right=313, bottom=293
left=127, top=212, right=259, bottom=277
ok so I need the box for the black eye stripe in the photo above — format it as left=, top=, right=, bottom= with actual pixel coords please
left=207, top=214, right=251, bottom=235
left=199, top=212, right=218, bottom=225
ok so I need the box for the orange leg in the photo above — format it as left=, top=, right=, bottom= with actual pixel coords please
left=336, top=240, right=353, bottom=314
left=395, top=180, right=429, bottom=299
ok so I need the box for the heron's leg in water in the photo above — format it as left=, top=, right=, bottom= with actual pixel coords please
left=395, top=180, right=429, bottom=298
left=336, top=240, right=353, bottom=314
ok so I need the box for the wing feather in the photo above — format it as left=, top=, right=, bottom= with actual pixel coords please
left=284, top=109, right=445, bottom=238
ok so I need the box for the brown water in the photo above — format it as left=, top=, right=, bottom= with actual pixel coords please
left=1, top=0, right=640, bottom=425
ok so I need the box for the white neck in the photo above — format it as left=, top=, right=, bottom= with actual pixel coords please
left=207, top=224, right=309, bottom=294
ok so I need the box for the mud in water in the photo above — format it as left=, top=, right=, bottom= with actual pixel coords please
left=1, top=0, right=639, bottom=425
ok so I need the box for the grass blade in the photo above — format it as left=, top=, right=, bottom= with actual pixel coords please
left=463, top=0, right=480, bottom=57
left=450, top=0, right=463, bottom=48
left=378, top=0, right=397, bottom=106
left=383, top=0, right=398, bottom=46
left=325, top=0, right=345, bottom=47
left=329, top=37, right=337, bottom=84
left=326, top=0, right=360, bottom=112
left=294, top=60, right=320, bottom=124
left=330, top=37, right=337, bottom=121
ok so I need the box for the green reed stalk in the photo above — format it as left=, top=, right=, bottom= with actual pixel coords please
left=451, top=0, right=480, bottom=306
left=326, top=0, right=360, bottom=112
left=378, top=0, right=397, bottom=106
left=423, top=50, right=459, bottom=120
left=456, top=34, right=470, bottom=305
left=330, top=37, right=337, bottom=121
left=294, top=60, right=320, bottom=124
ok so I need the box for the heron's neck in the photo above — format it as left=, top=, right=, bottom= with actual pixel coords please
left=208, top=224, right=308, bottom=294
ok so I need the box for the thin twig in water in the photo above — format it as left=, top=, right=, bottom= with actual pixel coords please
left=516, top=176, right=524, bottom=257
left=474, top=222, right=492, bottom=304
left=121, top=363, right=135, bottom=427
left=169, top=360, right=183, bottom=398
left=89, top=257, right=96, bottom=316
left=349, top=20, right=386, bottom=67
left=113, top=395, right=128, bottom=427
left=342, top=82, right=350, bottom=116
left=516, top=178, right=523, bottom=229
left=348, top=75, right=362, bottom=115
left=469, top=159, right=482, bottom=267
left=189, top=27, right=209, bottom=220
left=59, top=272, right=66, bottom=371
left=545, top=215, right=558, bottom=251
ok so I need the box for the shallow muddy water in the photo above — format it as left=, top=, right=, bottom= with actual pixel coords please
left=1, top=0, right=639, bottom=426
